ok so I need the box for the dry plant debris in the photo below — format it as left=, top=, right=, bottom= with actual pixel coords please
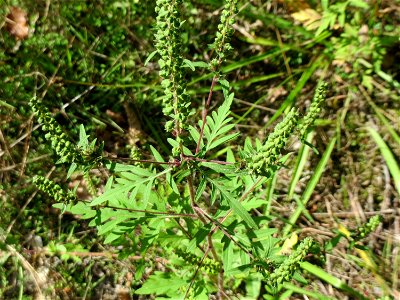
left=5, top=6, right=29, bottom=40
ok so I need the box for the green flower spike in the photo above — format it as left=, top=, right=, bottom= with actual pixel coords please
left=33, top=176, right=76, bottom=203
left=175, top=249, right=221, bottom=275
left=210, top=0, right=238, bottom=70
left=29, top=97, right=80, bottom=164
left=352, top=215, right=383, bottom=241
left=154, top=0, right=190, bottom=149
left=269, top=237, right=313, bottom=287
left=247, top=108, right=299, bottom=177
left=297, top=81, right=328, bottom=139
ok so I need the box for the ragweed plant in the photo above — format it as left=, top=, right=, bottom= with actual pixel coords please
left=29, top=1, right=362, bottom=299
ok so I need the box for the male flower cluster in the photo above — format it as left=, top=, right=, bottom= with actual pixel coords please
left=210, top=0, right=238, bottom=70
left=297, top=81, right=328, bottom=139
left=246, top=108, right=299, bottom=177
left=33, top=176, right=76, bottom=203
left=154, top=0, right=190, bottom=138
left=30, top=97, right=80, bottom=164
left=268, top=237, right=313, bottom=286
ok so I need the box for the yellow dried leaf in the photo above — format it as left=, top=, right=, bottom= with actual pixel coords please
left=337, top=223, right=351, bottom=238
left=291, top=9, right=322, bottom=31
left=279, top=233, right=298, bottom=255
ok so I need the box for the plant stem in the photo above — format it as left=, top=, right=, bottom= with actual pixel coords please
left=196, top=75, right=218, bottom=154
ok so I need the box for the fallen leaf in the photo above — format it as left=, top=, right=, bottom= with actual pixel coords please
left=291, top=8, right=322, bottom=31
left=6, top=6, right=29, bottom=40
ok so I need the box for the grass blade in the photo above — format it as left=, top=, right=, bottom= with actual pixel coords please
left=287, top=131, right=315, bottom=200
left=367, top=127, right=400, bottom=196
left=283, top=136, right=336, bottom=237
left=300, top=262, right=368, bottom=300
left=369, top=103, right=400, bottom=145
left=282, top=282, right=335, bottom=300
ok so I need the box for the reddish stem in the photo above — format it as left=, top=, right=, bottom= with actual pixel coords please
left=183, top=155, right=233, bottom=165
left=195, top=76, right=218, bottom=154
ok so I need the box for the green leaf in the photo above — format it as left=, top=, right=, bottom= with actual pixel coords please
left=52, top=202, right=71, bottom=214
left=105, top=176, right=114, bottom=191
left=208, top=179, right=257, bottom=229
left=321, top=0, right=329, bottom=10
left=203, top=93, right=237, bottom=152
left=135, top=271, right=186, bottom=296
left=167, top=172, right=180, bottom=195
left=183, top=59, right=195, bottom=71
left=223, top=239, right=234, bottom=273
left=209, top=132, right=240, bottom=150
left=226, top=147, right=235, bottom=163
left=104, top=232, right=122, bottom=244
left=219, top=78, right=230, bottom=99
left=191, top=60, right=209, bottom=69
left=200, top=162, right=237, bottom=174
left=282, top=282, right=334, bottom=300
left=97, top=213, right=133, bottom=235
left=0, top=99, right=16, bottom=110
left=67, top=163, right=77, bottom=179
left=167, top=138, right=193, bottom=155
left=226, top=264, right=253, bottom=276
left=120, top=167, right=155, bottom=178
left=189, top=125, right=202, bottom=148
left=70, top=202, right=96, bottom=219
left=105, top=161, right=151, bottom=174
left=78, top=124, right=89, bottom=149
left=149, top=145, right=166, bottom=169
left=119, top=171, right=151, bottom=182
left=245, top=277, right=262, bottom=299
left=144, top=50, right=157, bottom=66
left=195, top=176, right=207, bottom=201
left=252, top=228, right=278, bottom=242
left=141, top=180, right=153, bottom=209
left=90, top=183, right=132, bottom=206
left=349, top=0, right=369, bottom=9
left=99, top=208, right=120, bottom=223
left=288, top=131, right=315, bottom=200
left=187, top=224, right=212, bottom=252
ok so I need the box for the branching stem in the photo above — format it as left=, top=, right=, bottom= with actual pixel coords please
left=103, top=205, right=197, bottom=218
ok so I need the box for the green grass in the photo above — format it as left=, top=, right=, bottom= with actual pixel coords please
left=367, top=127, right=400, bottom=196
left=283, top=136, right=337, bottom=237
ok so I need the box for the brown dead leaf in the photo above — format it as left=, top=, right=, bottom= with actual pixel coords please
left=277, top=0, right=311, bottom=13
left=6, top=6, right=29, bottom=40
left=116, top=285, right=132, bottom=300
left=268, top=86, right=287, bottom=103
